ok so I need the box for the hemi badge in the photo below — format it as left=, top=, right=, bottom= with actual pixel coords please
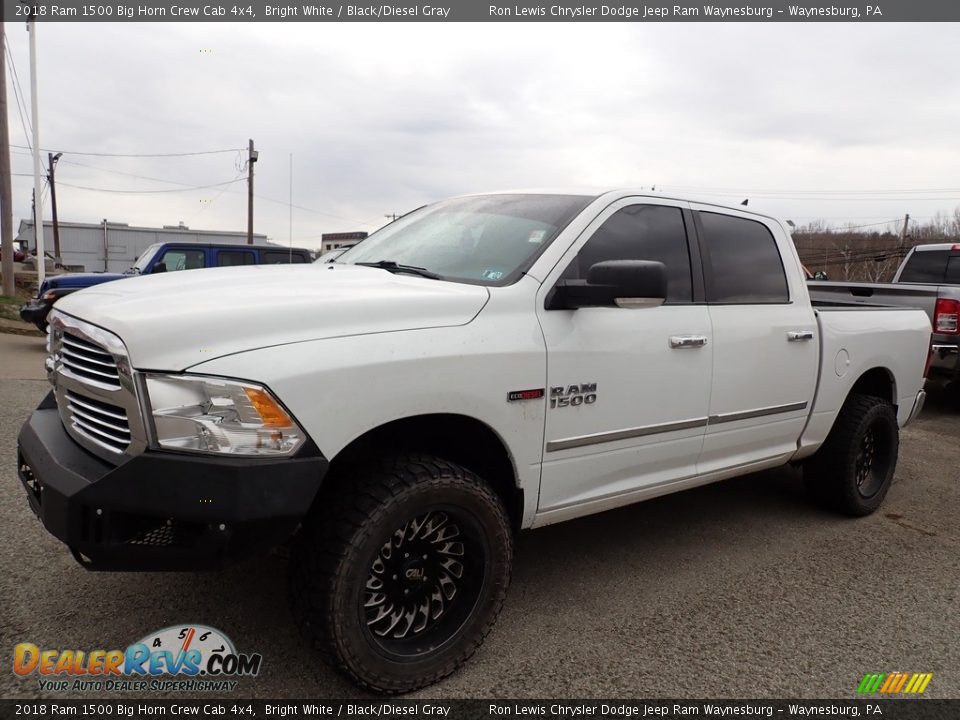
left=508, top=388, right=545, bottom=402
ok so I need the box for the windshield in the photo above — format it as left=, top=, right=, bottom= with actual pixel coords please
left=129, top=243, right=162, bottom=274
left=337, top=193, right=594, bottom=285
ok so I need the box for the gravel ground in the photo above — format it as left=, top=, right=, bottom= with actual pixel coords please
left=1, top=333, right=958, bottom=700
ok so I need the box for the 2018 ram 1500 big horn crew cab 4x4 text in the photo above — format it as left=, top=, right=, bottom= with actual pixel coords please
left=17, top=190, right=931, bottom=693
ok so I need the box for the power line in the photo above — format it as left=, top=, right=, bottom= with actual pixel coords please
left=185, top=170, right=246, bottom=225
left=5, top=44, right=30, bottom=150
left=11, top=144, right=245, bottom=158
left=830, top=219, right=901, bottom=230
left=58, top=157, right=229, bottom=188
left=794, top=218, right=901, bottom=232
left=56, top=178, right=245, bottom=194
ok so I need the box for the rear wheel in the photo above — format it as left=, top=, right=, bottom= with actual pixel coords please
left=804, top=393, right=899, bottom=516
left=290, top=454, right=512, bottom=694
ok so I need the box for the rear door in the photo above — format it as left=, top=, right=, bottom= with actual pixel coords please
left=692, top=206, right=818, bottom=473
left=536, top=198, right=713, bottom=517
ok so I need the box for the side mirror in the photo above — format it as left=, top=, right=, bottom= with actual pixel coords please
left=813, top=271, right=829, bottom=281
left=548, top=260, right=668, bottom=310
left=153, top=263, right=167, bottom=273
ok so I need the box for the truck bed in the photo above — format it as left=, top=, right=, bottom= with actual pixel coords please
left=807, top=280, right=940, bottom=316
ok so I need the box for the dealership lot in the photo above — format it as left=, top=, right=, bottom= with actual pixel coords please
left=1, top=331, right=958, bottom=700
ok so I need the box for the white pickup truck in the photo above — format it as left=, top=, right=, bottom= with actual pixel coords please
left=18, top=190, right=930, bottom=693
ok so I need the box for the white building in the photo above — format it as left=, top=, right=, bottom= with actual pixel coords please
left=320, top=231, right=368, bottom=255
left=17, top=219, right=270, bottom=273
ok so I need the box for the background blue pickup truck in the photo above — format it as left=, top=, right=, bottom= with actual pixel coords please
left=20, top=242, right=312, bottom=331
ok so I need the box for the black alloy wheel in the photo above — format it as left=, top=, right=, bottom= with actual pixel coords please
left=361, top=509, right=486, bottom=659
left=290, top=454, right=513, bottom=694
left=804, top=392, right=899, bottom=516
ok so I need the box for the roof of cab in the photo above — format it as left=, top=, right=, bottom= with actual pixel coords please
left=461, top=187, right=787, bottom=225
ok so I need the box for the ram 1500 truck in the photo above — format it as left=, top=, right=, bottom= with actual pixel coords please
left=17, top=191, right=931, bottom=693
left=19, top=242, right=313, bottom=331
left=808, top=243, right=960, bottom=385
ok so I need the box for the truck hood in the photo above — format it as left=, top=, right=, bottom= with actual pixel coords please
left=43, top=272, right=126, bottom=292
left=55, top=264, right=490, bottom=370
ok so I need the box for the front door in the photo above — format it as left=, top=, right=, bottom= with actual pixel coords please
left=536, top=199, right=713, bottom=519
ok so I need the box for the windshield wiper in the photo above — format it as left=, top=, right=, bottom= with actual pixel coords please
left=355, top=260, right=441, bottom=280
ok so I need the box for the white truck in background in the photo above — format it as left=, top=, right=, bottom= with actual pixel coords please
left=18, top=190, right=931, bottom=693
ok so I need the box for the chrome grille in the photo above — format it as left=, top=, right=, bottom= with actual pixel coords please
left=60, top=333, right=122, bottom=388
left=48, top=311, right=147, bottom=463
left=65, top=391, right=131, bottom=454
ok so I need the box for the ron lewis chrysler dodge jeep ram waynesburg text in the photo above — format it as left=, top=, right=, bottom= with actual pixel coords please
left=17, top=190, right=931, bottom=693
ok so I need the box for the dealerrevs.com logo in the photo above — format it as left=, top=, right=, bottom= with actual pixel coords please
left=13, top=624, right=262, bottom=692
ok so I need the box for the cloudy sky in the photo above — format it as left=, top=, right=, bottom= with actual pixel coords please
left=6, top=22, right=960, bottom=248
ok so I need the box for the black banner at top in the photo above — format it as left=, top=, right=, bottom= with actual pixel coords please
left=2, top=0, right=960, bottom=21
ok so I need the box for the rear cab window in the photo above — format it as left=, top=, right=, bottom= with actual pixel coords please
left=943, top=254, right=960, bottom=284
left=698, top=212, right=789, bottom=303
left=899, top=249, right=949, bottom=284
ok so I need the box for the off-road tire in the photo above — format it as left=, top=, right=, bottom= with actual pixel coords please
left=804, top=393, right=899, bottom=516
left=289, top=453, right=513, bottom=694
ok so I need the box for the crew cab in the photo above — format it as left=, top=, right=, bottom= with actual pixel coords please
left=808, top=243, right=960, bottom=385
left=17, top=190, right=931, bottom=694
left=19, top=242, right=312, bottom=331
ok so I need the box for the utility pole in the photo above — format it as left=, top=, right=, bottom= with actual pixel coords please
left=28, top=18, right=44, bottom=285
left=897, top=213, right=911, bottom=264
left=246, top=139, right=257, bottom=244
left=0, top=22, right=15, bottom=297
left=48, top=152, right=61, bottom=260
left=385, top=213, right=399, bottom=223
left=288, top=153, right=293, bottom=247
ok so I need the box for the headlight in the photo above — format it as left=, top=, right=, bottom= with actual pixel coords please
left=144, top=374, right=306, bottom=456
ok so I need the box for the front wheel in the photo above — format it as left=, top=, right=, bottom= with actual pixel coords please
left=290, top=454, right=513, bottom=694
left=804, top=393, right=899, bottom=516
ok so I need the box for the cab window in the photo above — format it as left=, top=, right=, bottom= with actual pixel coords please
left=217, top=250, right=256, bottom=267
left=155, top=248, right=205, bottom=272
left=899, top=250, right=949, bottom=283
left=263, top=250, right=307, bottom=264
left=565, top=204, right=693, bottom=303
left=699, top=212, right=789, bottom=303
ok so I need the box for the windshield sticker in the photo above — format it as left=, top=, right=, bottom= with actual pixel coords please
left=481, top=268, right=504, bottom=280
left=528, top=230, right=546, bottom=243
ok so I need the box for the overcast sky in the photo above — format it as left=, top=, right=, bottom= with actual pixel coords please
left=6, top=22, right=960, bottom=249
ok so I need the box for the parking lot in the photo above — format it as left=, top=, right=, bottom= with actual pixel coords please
left=1, top=329, right=958, bottom=700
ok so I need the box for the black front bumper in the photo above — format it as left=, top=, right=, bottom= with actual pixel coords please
left=19, top=299, right=51, bottom=327
left=17, top=393, right=328, bottom=571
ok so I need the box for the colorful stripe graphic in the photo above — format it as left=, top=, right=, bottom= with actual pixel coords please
left=857, top=673, right=932, bottom=694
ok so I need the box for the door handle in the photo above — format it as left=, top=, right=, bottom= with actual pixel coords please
left=670, top=335, right=708, bottom=349
left=787, top=330, right=815, bottom=342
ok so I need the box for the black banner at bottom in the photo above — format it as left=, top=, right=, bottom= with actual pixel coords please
left=0, top=700, right=957, bottom=720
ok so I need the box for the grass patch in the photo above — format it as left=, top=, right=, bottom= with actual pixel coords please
left=0, top=290, right=31, bottom=322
